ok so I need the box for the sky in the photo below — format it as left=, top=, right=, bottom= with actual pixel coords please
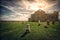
left=0, top=0, right=60, bottom=21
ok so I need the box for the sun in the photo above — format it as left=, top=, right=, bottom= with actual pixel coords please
left=29, top=3, right=47, bottom=11
left=28, top=2, right=56, bottom=11
left=30, top=4, right=40, bottom=11
left=25, top=0, right=57, bottom=11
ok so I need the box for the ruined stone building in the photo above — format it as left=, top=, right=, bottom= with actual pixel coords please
left=29, top=10, right=58, bottom=22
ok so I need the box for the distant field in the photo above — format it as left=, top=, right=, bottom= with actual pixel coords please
left=0, top=21, right=60, bottom=40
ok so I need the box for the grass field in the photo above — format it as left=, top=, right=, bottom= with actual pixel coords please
left=0, top=21, right=60, bottom=40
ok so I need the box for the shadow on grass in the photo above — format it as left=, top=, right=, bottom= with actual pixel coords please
left=21, top=31, right=30, bottom=38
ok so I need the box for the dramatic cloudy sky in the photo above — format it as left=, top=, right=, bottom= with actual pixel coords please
left=0, top=0, right=60, bottom=21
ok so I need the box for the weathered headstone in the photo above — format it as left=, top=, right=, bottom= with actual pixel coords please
left=52, top=21, right=55, bottom=25
left=26, top=24, right=30, bottom=33
left=44, top=22, right=48, bottom=28
left=47, top=20, right=50, bottom=25
left=38, top=20, right=41, bottom=26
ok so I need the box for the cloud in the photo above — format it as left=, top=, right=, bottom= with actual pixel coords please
left=0, top=14, right=29, bottom=21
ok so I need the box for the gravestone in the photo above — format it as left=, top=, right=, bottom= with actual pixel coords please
left=47, top=20, right=50, bottom=25
left=44, top=22, right=48, bottom=28
left=38, top=20, right=41, bottom=26
left=26, top=24, right=30, bottom=33
left=52, top=21, right=55, bottom=25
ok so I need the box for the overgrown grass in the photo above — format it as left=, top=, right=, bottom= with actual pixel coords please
left=0, top=21, right=60, bottom=40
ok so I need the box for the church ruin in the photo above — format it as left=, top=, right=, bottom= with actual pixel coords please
left=29, top=10, right=58, bottom=22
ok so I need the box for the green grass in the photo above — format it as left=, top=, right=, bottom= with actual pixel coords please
left=0, top=21, right=60, bottom=40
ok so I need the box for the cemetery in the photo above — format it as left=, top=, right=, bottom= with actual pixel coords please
left=1, top=0, right=60, bottom=40
left=1, top=9, right=60, bottom=40
left=0, top=21, right=60, bottom=40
